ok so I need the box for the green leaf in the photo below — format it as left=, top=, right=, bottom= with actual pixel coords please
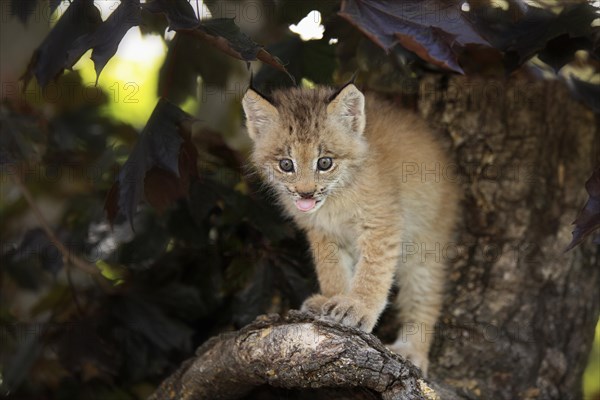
left=96, top=260, right=128, bottom=284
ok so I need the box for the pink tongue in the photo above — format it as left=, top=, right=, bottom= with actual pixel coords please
left=295, top=198, right=317, bottom=211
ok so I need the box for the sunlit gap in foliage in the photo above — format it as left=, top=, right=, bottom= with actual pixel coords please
left=289, top=10, right=324, bottom=41
left=191, top=0, right=212, bottom=20
left=51, top=1, right=166, bottom=128
left=592, top=1, right=600, bottom=27
left=583, top=321, right=600, bottom=399
left=177, top=76, right=203, bottom=116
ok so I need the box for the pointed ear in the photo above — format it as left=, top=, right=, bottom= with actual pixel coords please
left=326, top=83, right=365, bottom=135
left=242, top=89, right=278, bottom=140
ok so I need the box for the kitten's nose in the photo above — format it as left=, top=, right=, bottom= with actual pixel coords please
left=298, top=191, right=315, bottom=199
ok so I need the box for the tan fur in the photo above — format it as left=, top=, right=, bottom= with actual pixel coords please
left=242, top=84, right=459, bottom=375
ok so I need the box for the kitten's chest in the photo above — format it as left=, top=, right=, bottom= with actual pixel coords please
left=305, top=200, right=358, bottom=246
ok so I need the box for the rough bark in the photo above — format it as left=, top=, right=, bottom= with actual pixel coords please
left=419, top=76, right=600, bottom=399
left=150, top=76, right=599, bottom=399
left=148, top=311, right=446, bottom=400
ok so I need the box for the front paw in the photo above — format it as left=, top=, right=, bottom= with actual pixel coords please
left=301, top=294, right=328, bottom=315
left=322, top=295, right=377, bottom=332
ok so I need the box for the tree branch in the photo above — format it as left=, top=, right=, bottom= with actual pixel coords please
left=149, top=311, right=457, bottom=400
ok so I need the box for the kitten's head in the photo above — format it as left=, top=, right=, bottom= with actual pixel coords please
left=242, top=83, right=368, bottom=213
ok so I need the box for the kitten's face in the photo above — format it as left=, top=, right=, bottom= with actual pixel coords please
left=256, top=132, right=356, bottom=213
left=243, top=84, right=367, bottom=214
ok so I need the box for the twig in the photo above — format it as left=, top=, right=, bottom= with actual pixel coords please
left=9, top=166, right=100, bottom=277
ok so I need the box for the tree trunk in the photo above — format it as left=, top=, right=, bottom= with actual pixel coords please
left=150, top=76, right=599, bottom=399
left=419, top=75, right=599, bottom=399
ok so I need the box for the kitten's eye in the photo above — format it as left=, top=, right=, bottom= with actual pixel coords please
left=279, top=158, right=294, bottom=172
left=317, top=157, right=333, bottom=171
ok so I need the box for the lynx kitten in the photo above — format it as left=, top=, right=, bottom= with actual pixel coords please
left=242, top=82, right=459, bottom=375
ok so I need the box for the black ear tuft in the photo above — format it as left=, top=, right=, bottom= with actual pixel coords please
left=249, top=72, right=275, bottom=105
left=327, top=71, right=359, bottom=103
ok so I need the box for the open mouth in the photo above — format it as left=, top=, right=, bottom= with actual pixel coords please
left=295, top=198, right=321, bottom=212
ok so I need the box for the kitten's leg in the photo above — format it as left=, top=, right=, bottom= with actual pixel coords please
left=301, top=231, right=352, bottom=313
left=321, top=224, right=400, bottom=332
left=389, top=238, right=446, bottom=376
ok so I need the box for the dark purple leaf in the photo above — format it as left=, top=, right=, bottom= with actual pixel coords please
left=139, top=6, right=170, bottom=36
left=190, top=19, right=296, bottom=82
left=339, top=0, right=489, bottom=74
left=566, top=167, right=600, bottom=251
left=110, top=133, right=151, bottom=228
left=105, top=99, right=193, bottom=228
left=469, top=2, right=598, bottom=72
left=143, top=0, right=292, bottom=80
left=65, top=0, right=142, bottom=84
left=142, top=0, right=200, bottom=30
left=195, top=19, right=294, bottom=82
left=157, top=33, right=231, bottom=104
left=21, top=0, right=102, bottom=88
left=198, top=18, right=261, bottom=61
left=144, top=131, right=198, bottom=215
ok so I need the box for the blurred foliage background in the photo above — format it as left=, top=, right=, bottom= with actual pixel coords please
left=1, top=0, right=599, bottom=399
